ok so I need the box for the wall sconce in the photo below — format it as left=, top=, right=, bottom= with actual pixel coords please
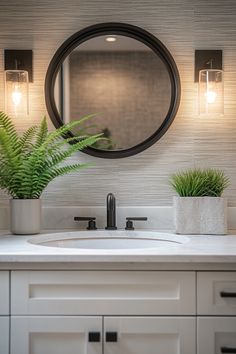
left=4, top=50, right=33, bottom=117
left=4, top=70, right=29, bottom=117
left=195, top=50, right=223, bottom=115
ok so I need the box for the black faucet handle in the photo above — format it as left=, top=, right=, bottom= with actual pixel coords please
left=74, top=217, right=97, bottom=230
left=125, top=217, right=148, bottom=230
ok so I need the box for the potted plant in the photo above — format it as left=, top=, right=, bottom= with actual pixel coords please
left=170, top=168, right=230, bottom=235
left=0, top=111, right=102, bottom=235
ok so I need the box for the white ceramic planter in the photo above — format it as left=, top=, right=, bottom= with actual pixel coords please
left=10, top=199, right=41, bottom=235
left=173, top=196, right=227, bottom=235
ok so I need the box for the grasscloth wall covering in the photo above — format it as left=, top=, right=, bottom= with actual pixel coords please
left=0, top=0, right=236, bottom=207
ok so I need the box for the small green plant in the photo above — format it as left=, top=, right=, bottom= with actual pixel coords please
left=0, top=111, right=103, bottom=199
left=170, top=168, right=230, bottom=197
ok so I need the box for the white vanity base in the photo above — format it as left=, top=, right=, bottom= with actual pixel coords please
left=1, top=231, right=236, bottom=354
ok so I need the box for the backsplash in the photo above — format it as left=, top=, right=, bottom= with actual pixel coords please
left=1, top=206, right=236, bottom=231
left=0, top=0, right=236, bottom=208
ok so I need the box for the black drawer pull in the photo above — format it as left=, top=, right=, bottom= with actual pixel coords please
left=88, top=332, right=100, bottom=342
left=221, top=347, right=236, bottom=353
left=220, top=291, right=236, bottom=298
left=106, top=331, right=118, bottom=342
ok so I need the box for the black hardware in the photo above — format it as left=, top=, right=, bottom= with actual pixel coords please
left=194, top=50, right=222, bottom=82
left=74, top=216, right=97, bottom=230
left=45, top=22, right=181, bottom=159
left=105, top=193, right=117, bottom=230
left=106, top=332, right=118, bottom=342
left=221, top=347, right=236, bottom=353
left=4, top=49, right=33, bottom=82
left=220, top=291, right=236, bottom=298
left=125, top=217, right=148, bottom=230
left=88, top=332, right=100, bottom=342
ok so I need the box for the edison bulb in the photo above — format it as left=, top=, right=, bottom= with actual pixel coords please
left=12, top=87, right=22, bottom=107
left=206, top=90, right=217, bottom=104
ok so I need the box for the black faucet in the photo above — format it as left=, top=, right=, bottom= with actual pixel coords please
left=105, top=193, right=117, bottom=230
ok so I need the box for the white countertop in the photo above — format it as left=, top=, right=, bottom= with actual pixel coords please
left=1, top=229, right=236, bottom=269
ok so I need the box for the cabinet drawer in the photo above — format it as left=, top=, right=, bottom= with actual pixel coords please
left=0, top=271, right=9, bottom=315
left=197, top=272, right=236, bottom=315
left=11, top=271, right=196, bottom=315
left=198, top=317, right=236, bottom=354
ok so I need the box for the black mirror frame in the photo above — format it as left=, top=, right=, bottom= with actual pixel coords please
left=45, top=22, right=181, bottom=159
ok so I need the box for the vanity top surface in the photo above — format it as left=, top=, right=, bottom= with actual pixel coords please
left=0, top=229, right=236, bottom=268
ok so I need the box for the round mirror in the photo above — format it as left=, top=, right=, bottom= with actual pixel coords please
left=45, top=23, right=181, bottom=158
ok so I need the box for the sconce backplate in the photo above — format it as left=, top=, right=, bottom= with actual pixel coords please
left=195, top=50, right=222, bottom=82
left=4, top=49, right=33, bottom=82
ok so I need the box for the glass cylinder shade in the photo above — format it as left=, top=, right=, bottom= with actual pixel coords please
left=4, top=70, right=29, bottom=117
left=198, top=69, right=224, bottom=115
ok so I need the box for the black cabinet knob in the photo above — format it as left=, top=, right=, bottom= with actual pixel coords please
left=88, top=332, right=100, bottom=342
left=106, top=331, right=118, bottom=342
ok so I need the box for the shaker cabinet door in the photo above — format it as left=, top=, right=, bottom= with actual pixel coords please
left=11, top=316, right=102, bottom=354
left=198, top=317, right=236, bottom=354
left=104, top=317, right=196, bottom=354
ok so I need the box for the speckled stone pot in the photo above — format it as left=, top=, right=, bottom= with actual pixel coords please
left=10, top=199, right=41, bottom=235
left=174, top=196, right=227, bottom=235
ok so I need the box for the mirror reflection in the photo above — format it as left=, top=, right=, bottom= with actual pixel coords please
left=54, top=35, right=172, bottom=151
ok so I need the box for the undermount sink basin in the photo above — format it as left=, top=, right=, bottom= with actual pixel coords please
left=28, top=230, right=188, bottom=250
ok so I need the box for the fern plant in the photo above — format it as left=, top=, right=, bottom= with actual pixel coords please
left=0, top=111, right=103, bottom=199
left=170, top=168, right=230, bottom=197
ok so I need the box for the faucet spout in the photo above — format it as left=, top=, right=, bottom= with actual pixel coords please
left=105, top=193, right=117, bottom=230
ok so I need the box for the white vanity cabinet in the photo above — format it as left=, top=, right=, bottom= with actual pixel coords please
left=10, top=269, right=236, bottom=354
left=197, top=272, right=236, bottom=354
left=10, top=270, right=196, bottom=354
left=0, top=271, right=9, bottom=354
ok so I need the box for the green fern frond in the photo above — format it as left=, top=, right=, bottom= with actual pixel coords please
left=0, top=111, right=18, bottom=146
left=34, top=117, right=48, bottom=148
left=42, top=114, right=96, bottom=147
left=0, top=111, right=102, bottom=199
left=30, top=163, right=90, bottom=198
left=46, top=134, right=102, bottom=168
left=0, top=129, right=20, bottom=170
left=19, top=126, right=38, bottom=153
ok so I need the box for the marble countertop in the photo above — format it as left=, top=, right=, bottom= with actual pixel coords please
left=0, top=229, right=236, bottom=268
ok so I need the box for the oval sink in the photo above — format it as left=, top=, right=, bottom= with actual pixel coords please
left=28, top=230, right=188, bottom=250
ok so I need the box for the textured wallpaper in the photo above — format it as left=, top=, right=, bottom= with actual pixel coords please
left=0, top=0, right=236, bottom=207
